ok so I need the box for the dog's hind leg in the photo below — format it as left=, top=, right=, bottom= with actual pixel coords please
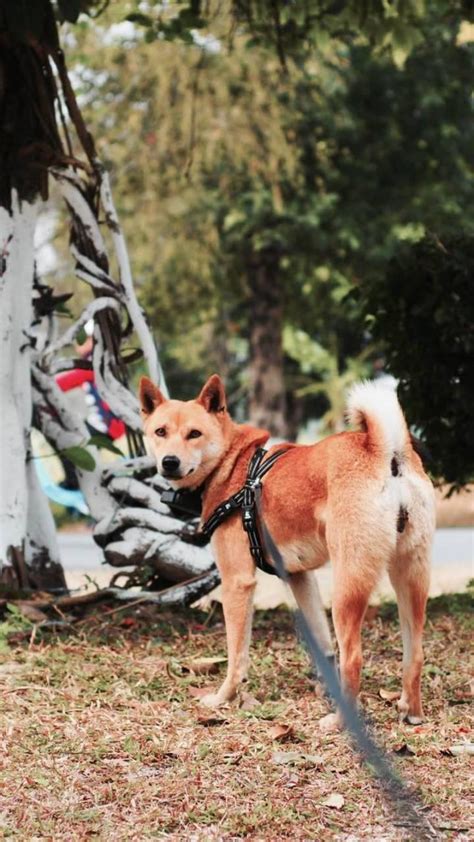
left=389, top=548, right=430, bottom=724
left=320, top=555, right=380, bottom=732
left=288, top=570, right=334, bottom=660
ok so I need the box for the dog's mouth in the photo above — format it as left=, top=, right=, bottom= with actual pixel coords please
left=162, top=467, right=195, bottom=481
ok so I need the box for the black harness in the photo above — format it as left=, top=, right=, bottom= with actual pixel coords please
left=201, top=446, right=289, bottom=577
left=161, top=446, right=289, bottom=577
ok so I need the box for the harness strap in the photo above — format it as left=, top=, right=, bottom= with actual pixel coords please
left=200, top=489, right=244, bottom=537
left=201, top=445, right=290, bottom=577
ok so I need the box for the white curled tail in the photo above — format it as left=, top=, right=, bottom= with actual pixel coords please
left=346, top=379, right=410, bottom=459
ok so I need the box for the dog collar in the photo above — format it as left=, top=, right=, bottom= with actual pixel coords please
left=160, top=487, right=203, bottom=518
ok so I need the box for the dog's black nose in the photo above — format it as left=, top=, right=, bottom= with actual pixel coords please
left=162, top=455, right=181, bottom=475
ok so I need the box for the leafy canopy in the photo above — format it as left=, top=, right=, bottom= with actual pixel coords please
left=362, top=234, right=474, bottom=489
left=5, top=0, right=473, bottom=483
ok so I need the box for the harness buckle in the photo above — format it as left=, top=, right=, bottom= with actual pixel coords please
left=242, top=504, right=254, bottom=531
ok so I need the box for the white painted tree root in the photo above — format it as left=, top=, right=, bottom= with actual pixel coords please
left=97, top=164, right=168, bottom=395
left=44, top=296, right=121, bottom=360
left=92, top=325, right=142, bottom=431
left=105, top=476, right=171, bottom=514
left=104, top=526, right=213, bottom=582
left=0, top=162, right=217, bottom=601
left=107, top=568, right=220, bottom=605
left=94, top=507, right=184, bottom=542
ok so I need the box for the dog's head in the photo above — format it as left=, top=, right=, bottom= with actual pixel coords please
left=139, top=374, right=230, bottom=488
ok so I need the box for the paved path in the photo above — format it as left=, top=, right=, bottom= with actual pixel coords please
left=59, top=529, right=473, bottom=606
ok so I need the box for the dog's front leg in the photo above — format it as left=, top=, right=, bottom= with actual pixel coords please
left=200, top=528, right=256, bottom=708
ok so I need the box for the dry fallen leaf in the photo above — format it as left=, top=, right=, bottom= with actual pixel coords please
left=413, top=725, right=430, bottom=734
left=393, top=743, right=416, bottom=757
left=238, top=691, right=260, bottom=711
left=379, top=688, right=400, bottom=702
left=272, top=751, right=303, bottom=766
left=16, top=602, right=48, bottom=623
left=181, top=656, right=227, bottom=675
left=322, top=793, right=345, bottom=810
left=196, top=713, right=228, bottom=727
left=268, top=722, right=295, bottom=742
left=187, top=686, right=215, bottom=699
left=442, top=742, right=474, bottom=757
left=0, top=663, right=24, bottom=679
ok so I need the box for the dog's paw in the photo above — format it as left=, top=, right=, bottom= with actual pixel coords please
left=319, top=712, right=341, bottom=734
left=398, top=710, right=424, bottom=726
left=397, top=698, right=423, bottom=725
left=405, top=714, right=423, bottom=725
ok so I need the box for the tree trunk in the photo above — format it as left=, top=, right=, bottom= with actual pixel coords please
left=0, top=198, right=67, bottom=592
left=247, top=255, right=289, bottom=438
left=0, top=24, right=69, bottom=591
left=0, top=13, right=216, bottom=601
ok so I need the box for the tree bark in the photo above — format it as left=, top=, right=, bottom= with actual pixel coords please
left=247, top=255, right=289, bottom=438
left=0, top=199, right=37, bottom=580
left=0, top=23, right=70, bottom=591
left=25, top=456, right=67, bottom=592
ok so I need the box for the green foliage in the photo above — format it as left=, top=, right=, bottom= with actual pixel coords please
left=126, top=2, right=206, bottom=43
left=122, top=0, right=474, bottom=67
left=61, top=445, right=96, bottom=471
left=58, top=435, right=122, bottom=471
left=86, top=433, right=123, bottom=456
left=283, top=326, right=372, bottom=433
left=15, top=0, right=471, bottom=473
left=0, top=604, right=33, bottom=652
left=362, top=233, right=474, bottom=488
left=232, top=0, right=430, bottom=66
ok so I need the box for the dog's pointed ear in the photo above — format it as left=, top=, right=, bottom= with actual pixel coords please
left=197, top=374, right=227, bottom=414
left=139, top=376, right=166, bottom=417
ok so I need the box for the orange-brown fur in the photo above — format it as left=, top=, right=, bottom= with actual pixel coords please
left=139, top=374, right=435, bottom=728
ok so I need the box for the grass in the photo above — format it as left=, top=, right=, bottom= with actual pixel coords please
left=0, top=592, right=472, bottom=840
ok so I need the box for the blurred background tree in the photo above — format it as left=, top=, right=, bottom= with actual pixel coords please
left=61, top=0, right=473, bottom=473
left=1, top=0, right=472, bottom=593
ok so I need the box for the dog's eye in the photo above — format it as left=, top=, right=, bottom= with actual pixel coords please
left=155, top=427, right=166, bottom=437
left=187, top=429, right=202, bottom=440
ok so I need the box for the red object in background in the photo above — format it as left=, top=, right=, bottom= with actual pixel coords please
left=55, top=369, right=94, bottom=391
left=108, top=418, right=125, bottom=439
left=55, top=368, right=126, bottom=440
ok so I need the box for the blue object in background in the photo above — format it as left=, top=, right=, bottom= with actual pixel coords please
left=35, top=458, right=89, bottom=515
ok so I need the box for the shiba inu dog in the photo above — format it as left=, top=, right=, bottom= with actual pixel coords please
left=139, top=374, right=435, bottom=729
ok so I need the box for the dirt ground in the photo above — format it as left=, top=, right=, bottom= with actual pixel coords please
left=0, top=592, right=472, bottom=841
